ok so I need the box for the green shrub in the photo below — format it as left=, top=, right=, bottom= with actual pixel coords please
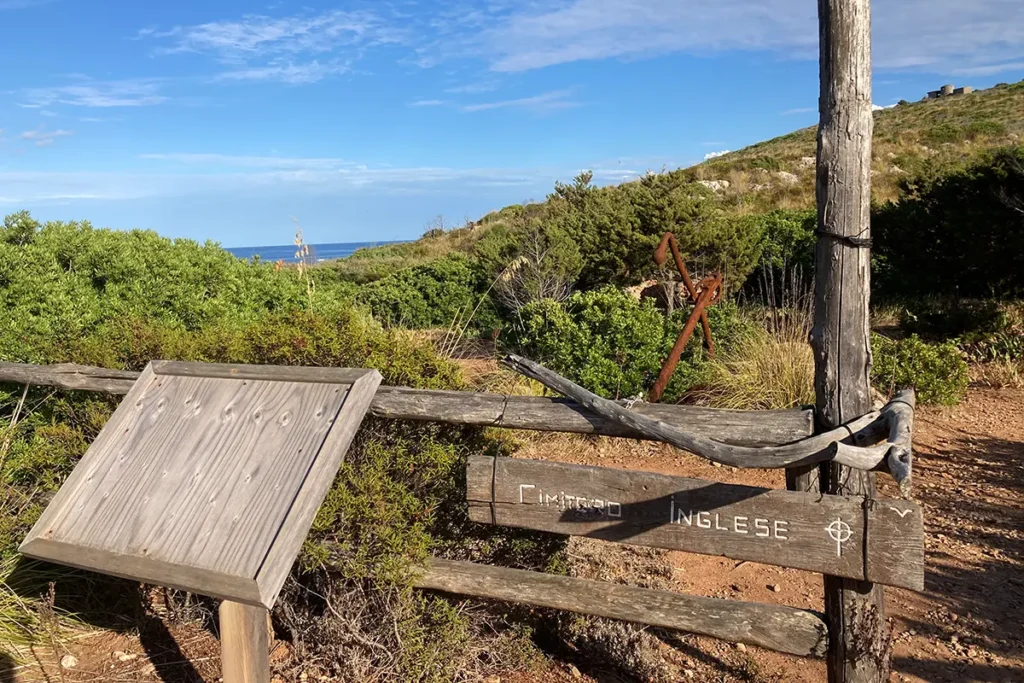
left=738, top=208, right=816, bottom=301
left=873, top=147, right=1024, bottom=300
left=965, top=119, right=1007, bottom=139
left=355, top=254, right=499, bottom=332
left=543, top=171, right=763, bottom=291
left=899, top=298, right=1010, bottom=340
left=511, top=286, right=741, bottom=401
left=750, top=155, right=782, bottom=172
left=871, top=334, right=969, bottom=405
left=924, top=122, right=962, bottom=144
left=0, top=216, right=557, bottom=676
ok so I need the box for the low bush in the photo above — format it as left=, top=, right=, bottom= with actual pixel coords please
left=898, top=298, right=1010, bottom=341
left=510, top=286, right=743, bottom=402
left=871, top=334, right=969, bottom=405
left=0, top=229, right=557, bottom=679
left=355, top=254, right=500, bottom=333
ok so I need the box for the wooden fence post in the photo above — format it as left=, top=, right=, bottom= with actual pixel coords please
left=814, top=0, right=888, bottom=681
left=220, top=601, right=271, bottom=683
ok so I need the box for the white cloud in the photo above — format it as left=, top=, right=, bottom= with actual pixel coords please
left=872, top=103, right=897, bottom=111
left=952, top=61, right=1024, bottom=77
left=408, top=99, right=447, bottom=107
left=19, top=128, right=73, bottom=147
left=444, top=81, right=499, bottom=94
left=782, top=107, right=815, bottom=115
left=156, top=10, right=402, bottom=58
left=461, top=89, right=579, bottom=112
left=0, top=153, right=659, bottom=205
left=418, top=0, right=1024, bottom=77
left=139, top=153, right=351, bottom=170
left=147, top=10, right=404, bottom=84
left=22, top=79, right=166, bottom=108
left=703, top=150, right=730, bottom=160
left=216, top=60, right=350, bottom=84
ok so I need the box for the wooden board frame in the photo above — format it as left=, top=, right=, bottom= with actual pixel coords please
left=20, top=361, right=381, bottom=609
left=467, top=456, right=923, bottom=591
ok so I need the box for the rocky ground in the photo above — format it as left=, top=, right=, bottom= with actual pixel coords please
left=4, top=386, right=1022, bottom=683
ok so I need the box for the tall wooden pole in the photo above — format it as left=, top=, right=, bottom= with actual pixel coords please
left=813, top=0, right=889, bottom=681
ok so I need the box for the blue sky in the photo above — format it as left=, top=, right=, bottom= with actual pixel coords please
left=2, top=0, right=1023, bottom=247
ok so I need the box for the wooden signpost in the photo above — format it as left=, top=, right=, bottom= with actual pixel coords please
left=467, top=456, right=924, bottom=590
left=20, top=361, right=382, bottom=683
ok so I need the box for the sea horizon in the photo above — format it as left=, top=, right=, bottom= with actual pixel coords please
left=225, top=240, right=405, bottom=263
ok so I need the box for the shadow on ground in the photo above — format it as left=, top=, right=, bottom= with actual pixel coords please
left=1, top=651, right=16, bottom=683
left=7, top=559, right=213, bottom=682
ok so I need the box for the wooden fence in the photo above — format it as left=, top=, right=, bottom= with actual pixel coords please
left=0, top=358, right=920, bottom=666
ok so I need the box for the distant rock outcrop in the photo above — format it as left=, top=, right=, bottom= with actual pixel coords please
left=697, top=179, right=731, bottom=192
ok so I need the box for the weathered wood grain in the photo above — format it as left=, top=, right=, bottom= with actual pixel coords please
left=255, top=369, right=381, bottom=607
left=152, top=360, right=370, bottom=385
left=20, top=363, right=379, bottom=609
left=368, top=387, right=813, bottom=446
left=0, top=361, right=814, bottom=446
left=414, top=558, right=829, bottom=657
left=865, top=500, right=924, bottom=591
left=0, top=362, right=138, bottom=393
left=466, top=456, right=923, bottom=590
left=814, top=0, right=886, bottom=679
left=219, top=601, right=270, bottom=683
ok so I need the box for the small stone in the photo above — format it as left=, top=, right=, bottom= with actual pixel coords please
left=568, top=663, right=582, bottom=678
left=117, top=652, right=138, bottom=662
left=770, top=584, right=782, bottom=593
left=60, top=655, right=78, bottom=669
left=736, top=643, right=747, bottom=652
left=712, top=462, right=723, bottom=468
left=484, top=677, right=501, bottom=683
left=684, top=670, right=696, bottom=679
left=951, top=635, right=959, bottom=644
left=299, top=673, right=308, bottom=681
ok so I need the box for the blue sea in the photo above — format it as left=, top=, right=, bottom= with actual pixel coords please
left=225, top=240, right=405, bottom=263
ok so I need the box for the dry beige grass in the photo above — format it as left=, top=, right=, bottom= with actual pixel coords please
left=691, top=317, right=815, bottom=410
left=971, top=360, right=1024, bottom=389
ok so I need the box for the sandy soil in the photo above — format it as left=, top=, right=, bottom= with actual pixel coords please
left=7, top=386, right=1023, bottom=683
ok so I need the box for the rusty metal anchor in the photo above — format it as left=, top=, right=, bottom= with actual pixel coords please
left=649, top=232, right=722, bottom=402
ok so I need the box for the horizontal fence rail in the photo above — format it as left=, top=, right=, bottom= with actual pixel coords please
left=414, top=558, right=829, bottom=657
left=0, top=362, right=813, bottom=447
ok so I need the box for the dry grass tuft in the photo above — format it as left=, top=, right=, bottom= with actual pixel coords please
left=691, top=312, right=815, bottom=410
left=971, top=360, right=1024, bottom=388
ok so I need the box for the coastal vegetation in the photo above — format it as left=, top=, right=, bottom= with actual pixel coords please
left=1, top=79, right=1022, bottom=679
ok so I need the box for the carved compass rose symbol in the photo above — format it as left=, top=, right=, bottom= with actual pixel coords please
left=827, top=517, right=853, bottom=557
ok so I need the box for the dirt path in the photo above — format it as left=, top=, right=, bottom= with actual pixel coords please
left=12, top=387, right=1023, bottom=682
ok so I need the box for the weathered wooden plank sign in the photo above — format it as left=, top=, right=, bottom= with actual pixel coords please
left=467, top=456, right=923, bottom=591
left=21, top=361, right=382, bottom=609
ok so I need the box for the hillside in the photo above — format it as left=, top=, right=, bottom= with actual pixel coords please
left=334, top=79, right=1024, bottom=280
left=693, top=79, right=1024, bottom=211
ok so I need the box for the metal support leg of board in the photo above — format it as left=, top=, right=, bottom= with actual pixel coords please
left=220, top=600, right=271, bottom=683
